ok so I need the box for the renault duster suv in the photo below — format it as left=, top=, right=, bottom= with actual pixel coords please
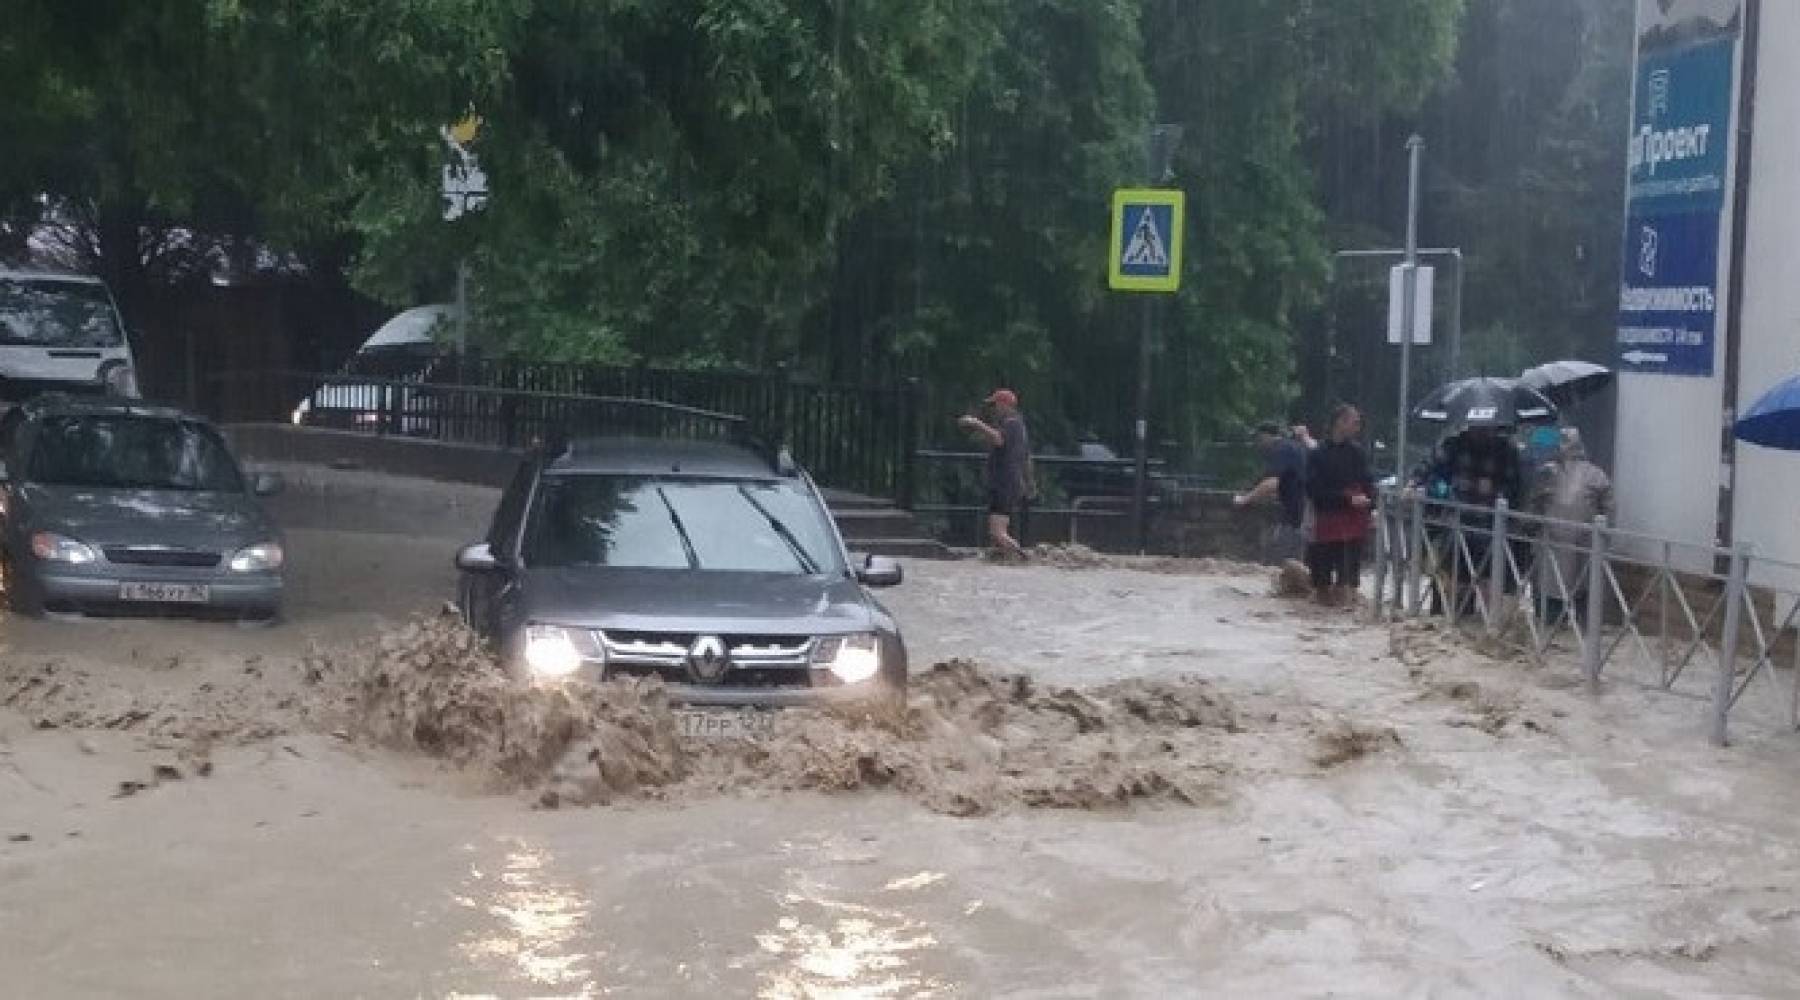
left=454, top=435, right=907, bottom=715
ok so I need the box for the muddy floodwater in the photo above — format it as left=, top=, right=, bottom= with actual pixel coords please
left=2, top=478, right=1799, bottom=998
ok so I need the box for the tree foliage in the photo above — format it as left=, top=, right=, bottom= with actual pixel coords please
left=2, top=0, right=1477, bottom=455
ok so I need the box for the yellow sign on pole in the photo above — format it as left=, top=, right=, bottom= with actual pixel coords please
left=1108, top=189, right=1186, bottom=294
left=448, top=114, right=483, bottom=147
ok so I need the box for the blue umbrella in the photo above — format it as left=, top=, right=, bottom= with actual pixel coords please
left=1736, top=374, right=1800, bottom=451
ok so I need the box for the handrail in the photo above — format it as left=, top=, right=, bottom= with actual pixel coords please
left=1373, top=486, right=1800, bottom=747
left=220, top=368, right=749, bottom=426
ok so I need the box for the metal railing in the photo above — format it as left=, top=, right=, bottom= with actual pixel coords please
left=911, top=450, right=1175, bottom=550
left=1371, top=489, right=1800, bottom=746
left=198, top=366, right=923, bottom=503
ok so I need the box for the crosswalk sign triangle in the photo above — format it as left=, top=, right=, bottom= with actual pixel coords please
left=1122, top=208, right=1169, bottom=269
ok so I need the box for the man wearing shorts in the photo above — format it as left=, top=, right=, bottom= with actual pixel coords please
left=957, top=389, right=1033, bottom=559
left=1236, top=421, right=1309, bottom=564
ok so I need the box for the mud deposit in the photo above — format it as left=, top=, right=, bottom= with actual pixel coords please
left=349, top=618, right=1241, bottom=816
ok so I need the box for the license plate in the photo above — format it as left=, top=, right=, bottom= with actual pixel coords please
left=676, top=710, right=775, bottom=742
left=119, top=582, right=210, bottom=604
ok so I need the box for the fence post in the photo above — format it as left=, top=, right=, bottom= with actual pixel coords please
left=1583, top=515, right=1608, bottom=693
left=1406, top=496, right=1425, bottom=617
left=1488, top=498, right=1510, bottom=633
left=1712, top=542, right=1752, bottom=747
left=1371, top=490, right=1391, bottom=622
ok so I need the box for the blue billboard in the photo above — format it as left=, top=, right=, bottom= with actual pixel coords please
left=1627, top=38, right=1736, bottom=215
left=1618, top=210, right=1719, bottom=377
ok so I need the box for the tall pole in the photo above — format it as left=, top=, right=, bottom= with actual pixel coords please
left=1133, top=296, right=1153, bottom=552
left=1396, top=134, right=1424, bottom=480
left=1133, top=124, right=1182, bottom=553
left=1447, top=248, right=1464, bottom=383
left=454, top=259, right=470, bottom=353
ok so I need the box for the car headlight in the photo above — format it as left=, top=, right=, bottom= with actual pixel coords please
left=101, top=363, right=139, bottom=399
left=30, top=531, right=98, bottom=565
left=523, top=625, right=601, bottom=681
left=811, top=633, right=882, bottom=684
left=228, top=542, right=285, bottom=573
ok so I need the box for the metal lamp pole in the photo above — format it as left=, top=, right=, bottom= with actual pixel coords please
left=1132, top=124, right=1183, bottom=553
left=1395, top=135, right=1424, bottom=480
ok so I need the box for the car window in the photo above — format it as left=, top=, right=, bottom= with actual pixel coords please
left=0, top=280, right=124, bottom=348
left=523, top=474, right=842, bottom=574
left=26, top=415, right=245, bottom=492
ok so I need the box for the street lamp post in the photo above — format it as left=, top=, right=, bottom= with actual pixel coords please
left=1397, top=135, right=1424, bottom=479
left=1131, top=124, right=1184, bottom=553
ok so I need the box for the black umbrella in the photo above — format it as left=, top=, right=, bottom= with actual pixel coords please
left=1413, top=377, right=1558, bottom=429
left=1519, top=360, right=1613, bottom=407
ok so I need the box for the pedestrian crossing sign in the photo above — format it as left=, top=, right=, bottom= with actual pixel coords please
left=1109, top=188, right=1186, bottom=293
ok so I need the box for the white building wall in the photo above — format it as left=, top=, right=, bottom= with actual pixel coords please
left=1732, top=1, right=1800, bottom=590
left=1614, top=371, right=1725, bottom=554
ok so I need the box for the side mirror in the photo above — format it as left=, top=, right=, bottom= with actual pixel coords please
left=0, top=459, right=11, bottom=484
left=456, top=542, right=503, bottom=573
left=855, top=553, right=903, bottom=588
left=251, top=471, right=285, bottom=497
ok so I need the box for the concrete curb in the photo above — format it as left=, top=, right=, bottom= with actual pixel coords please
left=222, top=424, right=520, bottom=489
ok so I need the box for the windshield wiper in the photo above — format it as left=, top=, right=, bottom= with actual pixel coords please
left=736, top=485, right=820, bottom=575
left=654, top=486, right=701, bottom=569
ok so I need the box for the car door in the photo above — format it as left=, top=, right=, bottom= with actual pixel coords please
left=0, top=407, right=29, bottom=539
left=461, top=457, right=535, bottom=635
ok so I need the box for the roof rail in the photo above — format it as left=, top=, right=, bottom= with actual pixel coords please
left=728, top=422, right=797, bottom=478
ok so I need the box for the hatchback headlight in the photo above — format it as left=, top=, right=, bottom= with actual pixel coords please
left=811, top=633, right=882, bottom=684
left=523, top=625, right=601, bottom=681
left=30, top=531, right=97, bottom=565
left=228, top=542, right=285, bottom=573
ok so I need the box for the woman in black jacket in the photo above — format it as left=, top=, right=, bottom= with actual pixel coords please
left=1305, top=404, right=1376, bottom=606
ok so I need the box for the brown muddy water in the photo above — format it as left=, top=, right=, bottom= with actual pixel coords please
left=2, top=499, right=1800, bottom=998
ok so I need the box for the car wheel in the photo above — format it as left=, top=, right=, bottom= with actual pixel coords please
left=1, top=551, right=42, bottom=617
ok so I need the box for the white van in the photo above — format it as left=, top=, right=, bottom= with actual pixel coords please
left=0, top=270, right=140, bottom=401
left=290, top=304, right=453, bottom=431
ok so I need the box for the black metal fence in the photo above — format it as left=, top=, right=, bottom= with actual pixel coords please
left=198, top=359, right=923, bottom=504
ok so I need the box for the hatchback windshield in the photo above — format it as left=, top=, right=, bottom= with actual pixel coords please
left=524, top=475, right=842, bottom=574
left=0, top=280, right=124, bottom=348
left=28, top=416, right=245, bottom=492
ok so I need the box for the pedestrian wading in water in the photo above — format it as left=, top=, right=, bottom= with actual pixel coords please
left=1305, top=403, right=1375, bottom=606
left=957, top=388, right=1035, bottom=560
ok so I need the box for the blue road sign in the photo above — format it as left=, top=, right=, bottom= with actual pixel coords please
left=1109, top=189, right=1185, bottom=293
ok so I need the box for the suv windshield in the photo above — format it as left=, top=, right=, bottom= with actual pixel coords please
left=28, top=415, right=245, bottom=492
left=523, top=474, right=842, bottom=575
left=0, top=280, right=124, bottom=348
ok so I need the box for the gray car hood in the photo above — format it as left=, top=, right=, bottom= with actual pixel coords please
left=22, top=484, right=274, bottom=551
left=520, top=567, right=878, bottom=635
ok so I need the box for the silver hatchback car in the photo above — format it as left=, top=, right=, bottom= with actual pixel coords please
left=0, top=397, right=286, bottom=619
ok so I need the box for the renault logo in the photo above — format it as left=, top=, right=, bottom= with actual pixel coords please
left=688, top=635, right=730, bottom=682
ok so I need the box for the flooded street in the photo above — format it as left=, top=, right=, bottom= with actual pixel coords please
left=4, top=517, right=1800, bottom=997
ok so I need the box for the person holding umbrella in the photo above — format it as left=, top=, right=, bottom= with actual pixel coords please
left=1305, top=403, right=1375, bottom=607
left=1410, top=378, right=1549, bottom=618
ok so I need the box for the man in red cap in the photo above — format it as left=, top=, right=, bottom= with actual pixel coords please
left=957, top=389, right=1034, bottom=558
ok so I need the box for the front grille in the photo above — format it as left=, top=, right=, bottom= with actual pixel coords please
left=597, top=630, right=816, bottom=686
left=103, top=547, right=222, bottom=568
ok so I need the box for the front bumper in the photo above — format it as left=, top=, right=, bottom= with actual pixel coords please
left=34, top=568, right=283, bottom=615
